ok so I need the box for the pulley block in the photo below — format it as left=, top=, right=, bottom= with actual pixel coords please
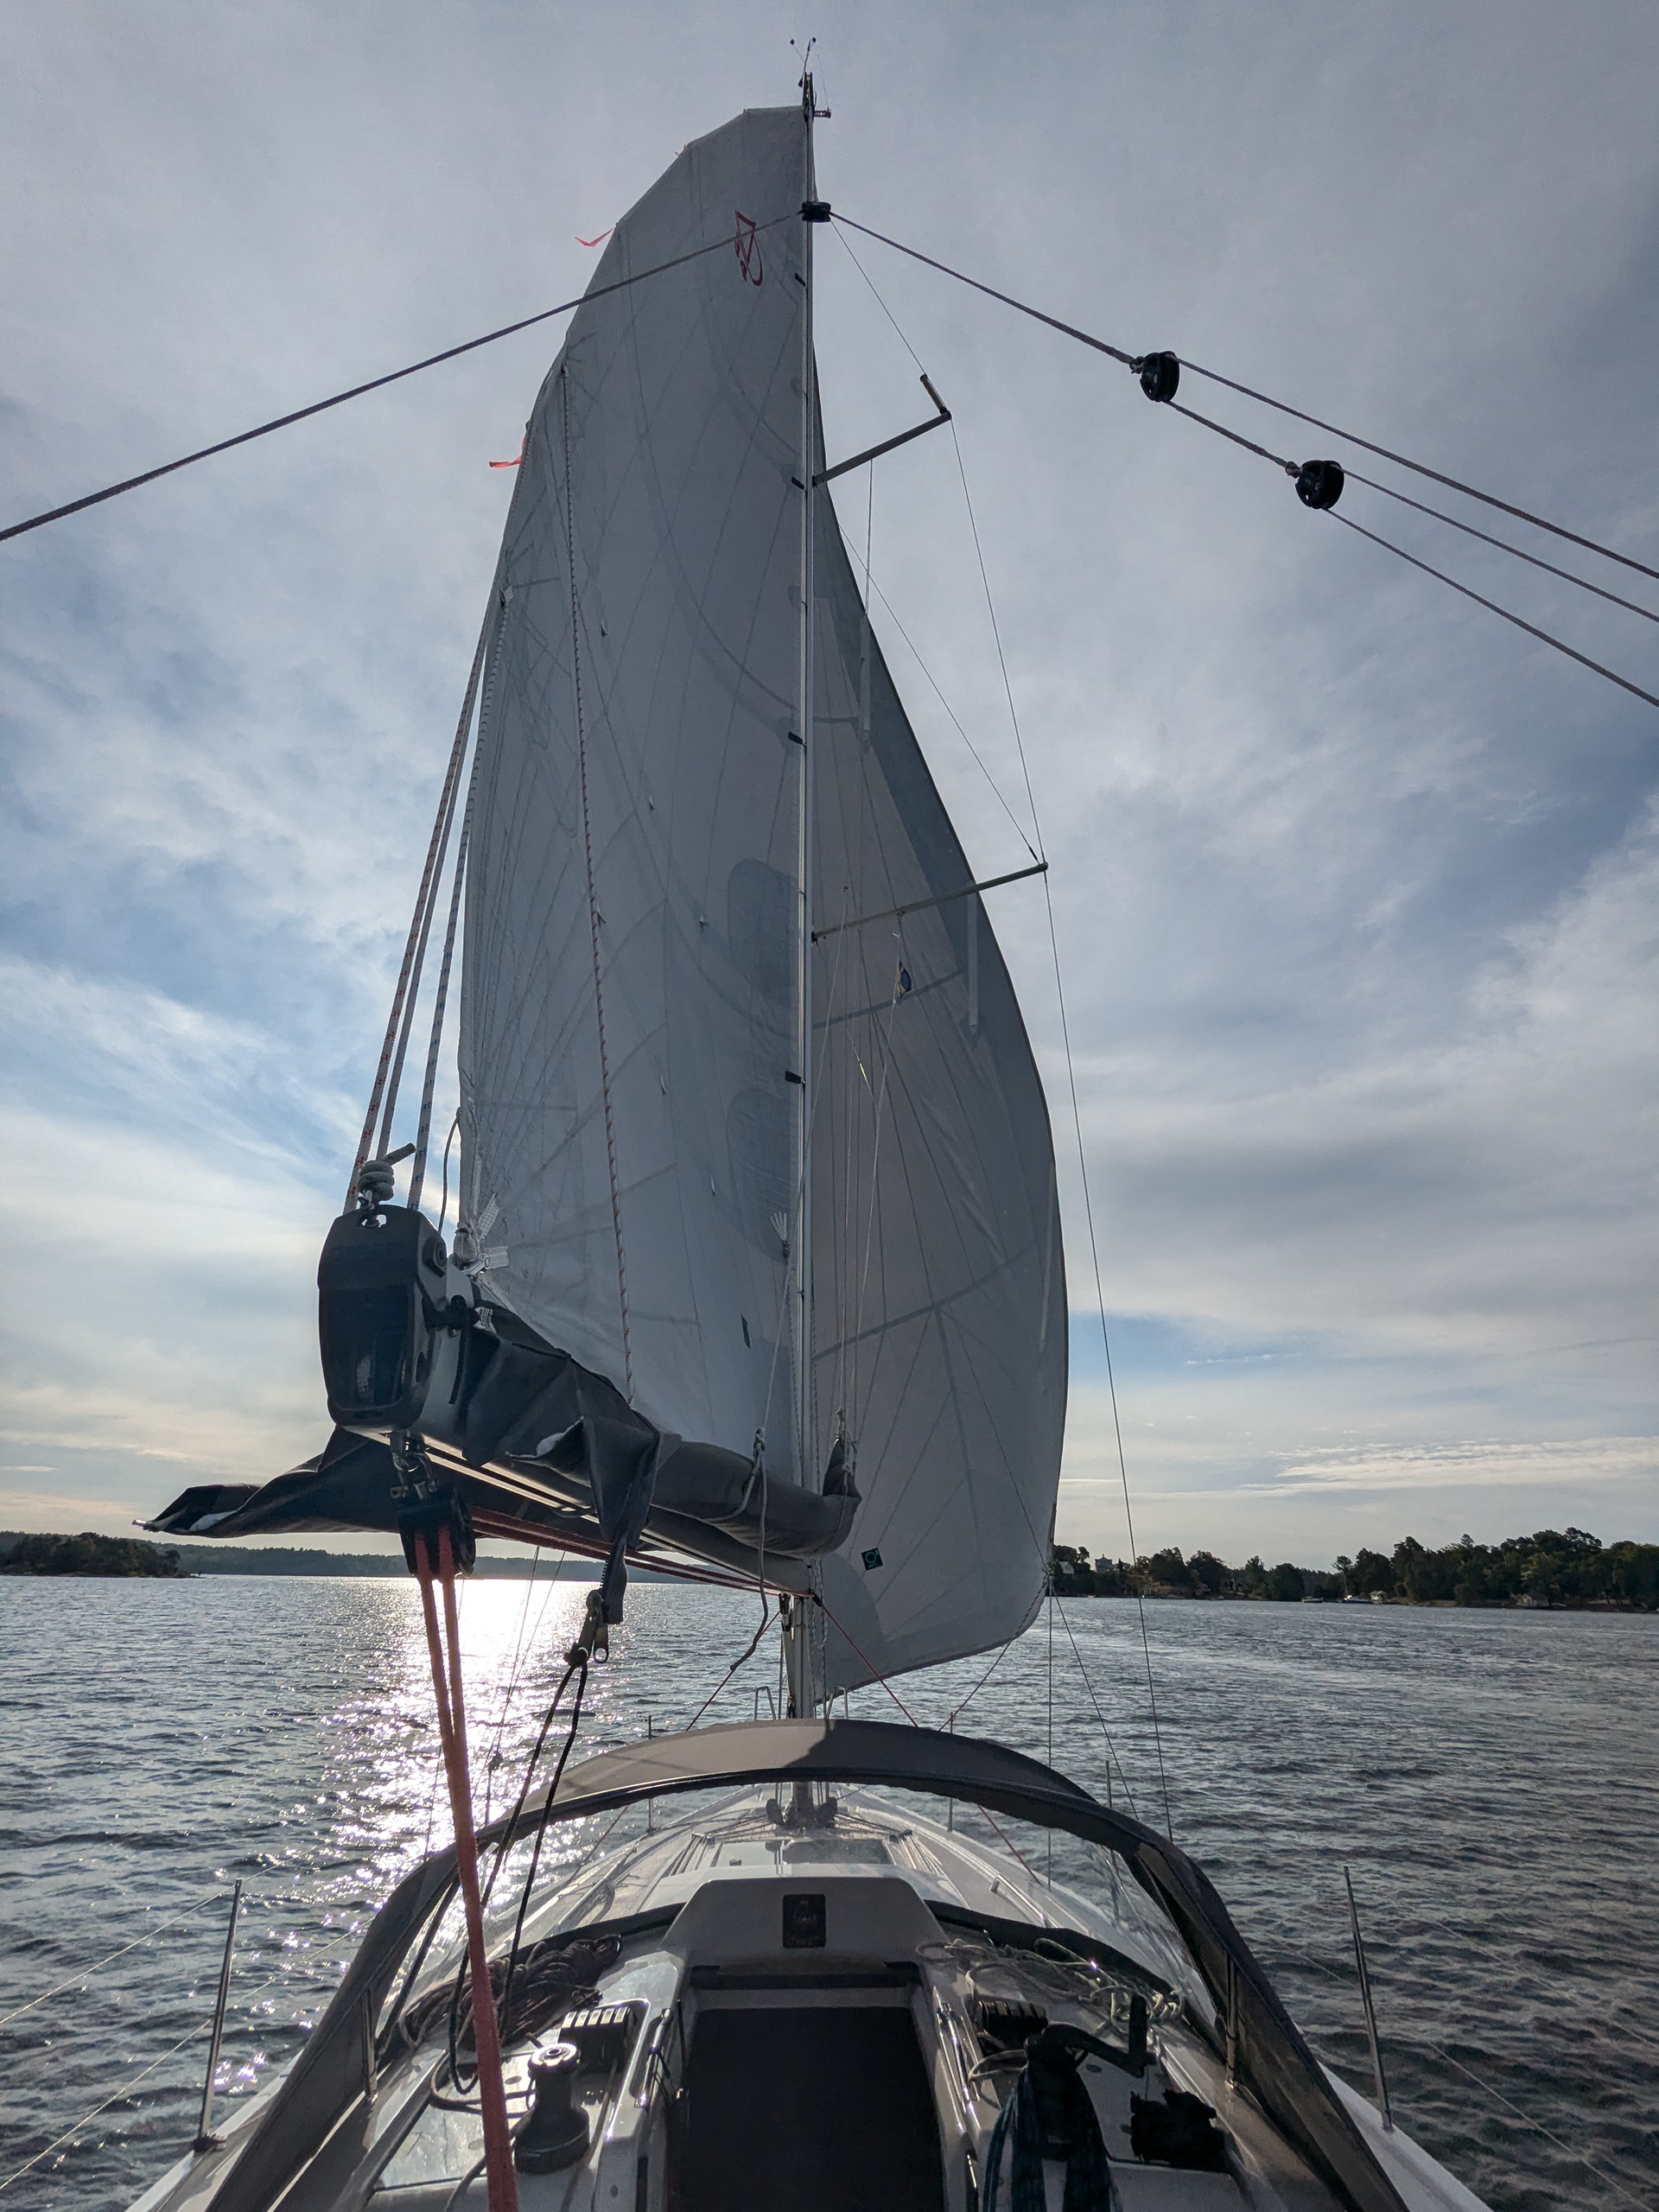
left=1294, top=458, right=1345, bottom=510
left=1134, top=352, right=1180, bottom=404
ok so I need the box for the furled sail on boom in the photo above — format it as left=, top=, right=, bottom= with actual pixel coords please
left=149, top=103, right=1066, bottom=1695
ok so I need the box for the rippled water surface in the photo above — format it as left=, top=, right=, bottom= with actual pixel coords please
left=1, top=1579, right=1654, bottom=2209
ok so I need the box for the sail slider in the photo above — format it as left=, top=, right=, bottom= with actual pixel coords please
left=811, top=860, right=1047, bottom=944
left=813, top=375, right=952, bottom=487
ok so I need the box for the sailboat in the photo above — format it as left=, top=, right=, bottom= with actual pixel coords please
left=139, top=89, right=1491, bottom=2212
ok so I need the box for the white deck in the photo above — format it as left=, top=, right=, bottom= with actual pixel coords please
left=130, top=1786, right=1488, bottom=2212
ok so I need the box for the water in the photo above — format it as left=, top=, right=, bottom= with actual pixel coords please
left=1, top=1579, right=1653, bottom=2209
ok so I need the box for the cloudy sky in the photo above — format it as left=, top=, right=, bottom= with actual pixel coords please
left=3, top=1, right=1656, bottom=1567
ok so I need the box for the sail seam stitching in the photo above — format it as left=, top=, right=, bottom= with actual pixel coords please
left=562, top=368, right=633, bottom=1401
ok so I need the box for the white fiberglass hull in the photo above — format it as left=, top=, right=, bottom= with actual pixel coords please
left=127, top=1755, right=1489, bottom=2212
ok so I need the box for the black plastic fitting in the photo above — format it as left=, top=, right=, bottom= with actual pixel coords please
left=1295, top=459, right=1345, bottom=510
left=515, top=2043, right=588, bottom=2174
left=1135, top=352, right=1180, bottom=404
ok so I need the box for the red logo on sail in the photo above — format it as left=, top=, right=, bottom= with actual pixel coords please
left=734, top=210, right=764, bottom=286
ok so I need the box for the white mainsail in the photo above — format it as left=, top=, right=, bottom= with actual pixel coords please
left=461, top=103, right=1066, bottom=1687
left=461, top=107, right=811, bottom=1476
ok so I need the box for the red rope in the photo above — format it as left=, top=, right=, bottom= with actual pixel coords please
left=416, top=1525, right=518, bottom=2211
left=810, top=1591, right=920, bottom=1724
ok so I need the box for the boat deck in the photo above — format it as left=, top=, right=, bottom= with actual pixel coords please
left=130, top=1787, right=1486, bottom=2212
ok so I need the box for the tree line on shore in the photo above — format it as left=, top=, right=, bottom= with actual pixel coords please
left=5, top=1523, right=1655, bottom=1606
left=1051, top=1526, right=1659, bottom=1609
left=0, top=1530, right=188, bottom=1577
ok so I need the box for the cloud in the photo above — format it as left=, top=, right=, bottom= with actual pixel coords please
left=1251, top=1436, right=1656, bottom=1497
left=2, top=0, right=1656, bottom=1557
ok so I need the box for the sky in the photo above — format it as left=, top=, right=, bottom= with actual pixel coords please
left=3, top=0, right=1656, bottom=1568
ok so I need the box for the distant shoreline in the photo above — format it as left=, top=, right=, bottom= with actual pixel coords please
left=1052, top=1527, right=1658, bottom=1611
left=0, top=1531, right=643, bottom=1582
left=3, top=1526, right=1654, bottom=1607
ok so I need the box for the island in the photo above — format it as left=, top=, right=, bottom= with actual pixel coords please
left=0, top=1530, right=187, bottom=1577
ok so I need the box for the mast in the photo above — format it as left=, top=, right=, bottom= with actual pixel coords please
left=789, top=68, right=820, bottom=1720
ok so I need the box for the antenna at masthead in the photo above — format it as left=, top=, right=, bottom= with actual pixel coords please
left=793, top=36, right=830, bottom=120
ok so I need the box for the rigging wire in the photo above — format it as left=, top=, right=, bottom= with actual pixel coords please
left=0, top=1936, right=334, bottom=2193
left=814, top=1592, right=1058, bottom=1893
left=0, top=2016, right=215, bottom=2196
left=856, top=564, right=1039, bottom=861
left=832, top=230, right=1039, bottom=862
left=0, top=1889, right=228, bottom=2030
left=1040, top=861, right=1174, bottom=1842
left=447, top=1643, right=586, bottom=2088
left=943, top=1633, right=1016, bottom=1726
left=833, top=214, right=927, bottom=370
left=830, top=213, right=1659, bottom=587
left=408, top=581, right=503, bottom=1217
left=1052, top=1595, right=1141, bottom=1818
left=948, top=426, right=1046, bottom=856
left=1344, top=470, right=1659, bottom=627
left=409, top=746, right=480, bottom=1217
left=682, top=1599, right=779, bottom=1730
left=499, top=1657, right=590, bottom=2031
left=479, top=1549, right=563, bottom=1824
left=811, top=1591, right=920, bottom=1724
left=348, top=607, right=488, bottom=1208
left=836, top=213, right=1659, bottom=712
left=831, top=232, right=1172, bottom=1793
left=436, top=1109, right=461, bottom=1243
left=1162, top=398, right=1659, bottom=711
left=1332, top=512, right=1659, bottom=713
left=1274, top=1929, right=1650, bottom=2210
left=827, top=249, right=1071, bottom=1677
left=944, top=423, right=1175, bottom=1837
left=0, top=216, right=796, bottom=546
left=375, top=726, right=466, bottom=1169
left=1179, top=358, right=1659, bottom=588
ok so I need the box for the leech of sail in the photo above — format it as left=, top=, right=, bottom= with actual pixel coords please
left=810, top=860, right=1048, bottom=943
